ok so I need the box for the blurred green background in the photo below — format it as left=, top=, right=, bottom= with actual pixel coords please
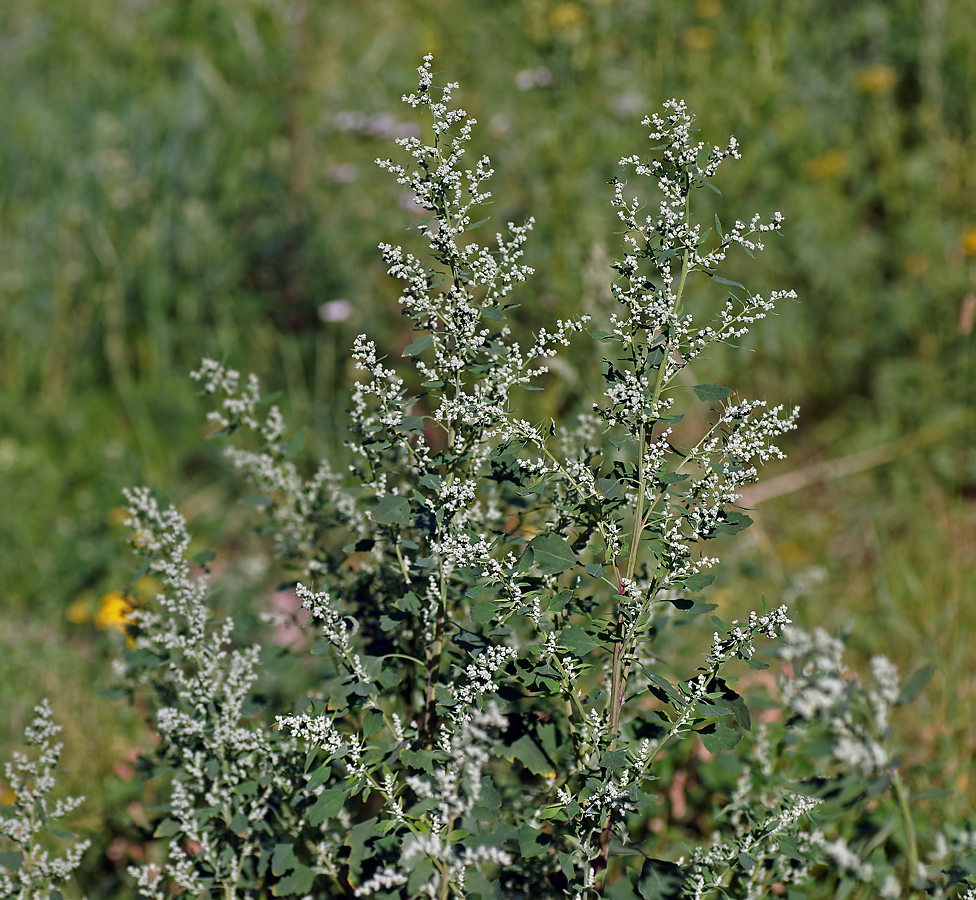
left=1, top=0, right=974, bottom=894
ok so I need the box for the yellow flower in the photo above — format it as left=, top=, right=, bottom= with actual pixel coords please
left=961, top=225, right=976, bottom=256
left=95, top=591, right=137, bottom=632
left=854, top=64, right=897, bottom=95
left=1, top=788, right=16, bottom=807
left=682, top=26, right=715, bottom=51
left=805, top=149, right=846, bottom=181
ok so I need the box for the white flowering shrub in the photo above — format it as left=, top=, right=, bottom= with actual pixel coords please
left=0, top=701, right=90, bottom=900
left=94, top=57, right=976, bottom=900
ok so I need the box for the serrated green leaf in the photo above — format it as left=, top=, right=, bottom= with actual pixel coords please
left=371, top=494, right=411, bottom=526
left=682, top=572, right=716, bottom=593
left=518, top=823, right=553, bottom=858
left=472, top=600, right=496, bottom=624
left=272, top=862, right=314, bottom=896
left=692, top=383, right=732, bottom=402
left=560, top=624, right=600, bottom=656
left=507, top=735, right=554, bottom=776
left=529, top=533, right=577, bottom=575
left=309, top=789, right=346, bottom=826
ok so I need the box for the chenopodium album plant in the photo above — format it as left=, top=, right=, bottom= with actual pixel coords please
left=109, top=56, right=976, bottom=900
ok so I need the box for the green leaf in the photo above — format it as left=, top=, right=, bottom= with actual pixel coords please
left=241, top=494, right=272, bottom=508
left=193, top=550, right=216, bottom=565
left=600, top=749, right=628, bottom=771
left=899, top=664, right=933, bottom=705
left=285, top=427, right=306, bottom=458
left=402, top=334, right=434, bottom=357
left=587, top=326, right=618, bottom=342
left=153, top=818, right=181, bottom=838
left=371, top=494, right=411, bottom=526
left=715, top=510, right=753, bottom=535
left=638, top=858, right=683, bottom=900
left=711, top=615, right=730, bottom=632
left=528, top=533, right=577, bottom=575
left=747, top=657, right=770, bottom=670
left=697, top=722, right=742, bottom=753
left=596, top=477, right=623, bottom=499
left=480, top=306, right=506, bottom=320
left=518, top=824, right=552, bottom=859
left=230, top=811, right=250, bottom=836
left=709, top=273, right=745, bottom=290
left=507, top=735, right=555, bottom=776
left=0, top=851, right=23, bottom=870
left=682, top=572, right=716, bottom=593
left=345, top=817, right=379, bottom=879
left=363, top=708, right=385, bottom=738
left=407, top=856, right=436, bottom=895
left=272, top=862, right=314, bottom=896
left=472, top=600, right=496, bottom=624
left=560, top=624, right=600, bottom=656
left=309, top=789, right=346, bottom=825
left=692, top=383, right=732, bottom=402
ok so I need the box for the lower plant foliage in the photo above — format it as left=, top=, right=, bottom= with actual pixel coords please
left=3, top=57, right=975, bottom=900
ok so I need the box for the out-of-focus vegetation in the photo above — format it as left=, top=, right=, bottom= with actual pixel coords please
left=1, top=0, right=974, bottom=895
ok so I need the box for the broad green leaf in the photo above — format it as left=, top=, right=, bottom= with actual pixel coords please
left=518, top=823, right=553, bottom=859
left=507, top=734, right=554, bottom=776
left=271, top=843, right=297, bottom=877
left=682, top=572, right=716, bottom=593
left=638, top=858, right=683, bottom=900
left=402, top=333, right=433, bottom=356
left=697, top=722, right=742, bottom=753
left=559, top=624, right=600, bottom=656
left=715, top=510, right=753, bottom=535
left=692, top=383, right=732, bottom=402
left=371, top=494, right=411, bottom=526
left=230, top=811, right=250, bottom=836
left=472, top=600, right=495, bottom=624
left=480, top=306, right=506, bottom=320
left=272, top=863, right=314, bottom=896
left=363, top=708, right=385, bottom=738
left=0, top=851, right=23, bottom=870
left=309, top=789, right=346, bottom=826
left=529, top=533, right=577, bottom=575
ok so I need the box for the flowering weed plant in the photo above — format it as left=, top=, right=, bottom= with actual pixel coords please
left=59, top=56, right=976, bottom=900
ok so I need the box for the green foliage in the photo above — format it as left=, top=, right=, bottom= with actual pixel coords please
left=96, top=58, right=974, bottom=899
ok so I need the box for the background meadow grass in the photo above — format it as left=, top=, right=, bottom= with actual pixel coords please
left=1, top=0, right=974, bottom=894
